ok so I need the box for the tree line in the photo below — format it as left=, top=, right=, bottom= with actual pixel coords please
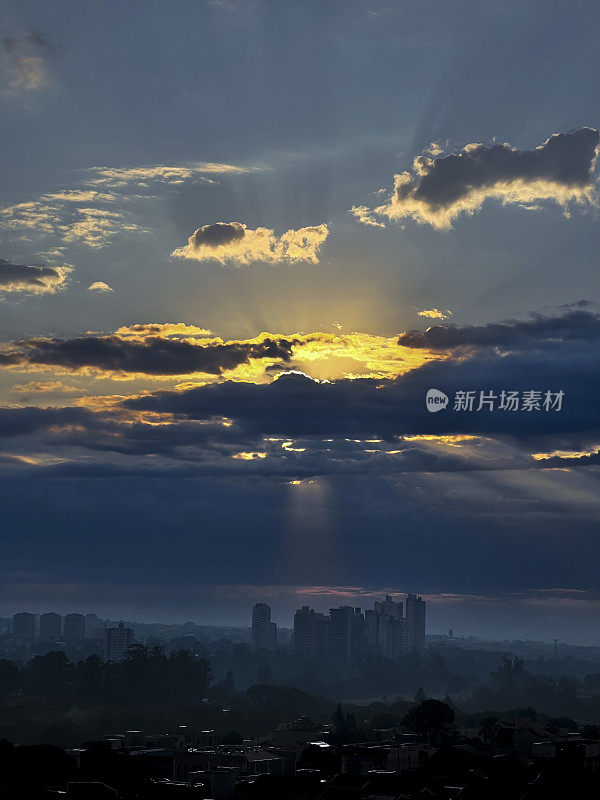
left=0, top=644, right=212, bottom=710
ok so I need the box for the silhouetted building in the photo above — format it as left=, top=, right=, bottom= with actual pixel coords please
left=13, top=612, right=35, bottom=640
left=294, top=606, right=317, bottom=658
left=84, top=613, right=100, bottom=639
left=294, top=593, right=425, bottom=665
left=406, top=593, right=426, bottom=653
left=366, top=595, right=407, bottom=659
left=40, top=612, right=62, bottom=640
left=269, top=621, right=277, bottom=650
left=329, top=606, right=365, bottom=666
left=351, top=607, right=366, bottom=662
left=104, top=622, right=134, bottom=661
left=64, top=613, right=85, bottom=642
left=252, top=603, right=277, bottom=651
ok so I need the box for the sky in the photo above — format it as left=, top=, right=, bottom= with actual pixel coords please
left=0, top=0, right=599, bottom=643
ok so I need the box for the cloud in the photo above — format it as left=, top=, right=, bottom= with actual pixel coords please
left=1, top=31, right=55, bottom=93
left=0, top=327, right=435, bottom=382
left=0, top=311, right=598, bottom=496
left=398, top=309, right=600, bottom=349
left=418, top=308, right=451, bottom=320
left=0, top=198, right=146, bottom=249
left=123, top=319, right=600, bottom=450
left=0, top=258, right=71, bottom=295
left=358, top=128, right=600, bottom=229
left=172, top=221, right=329, bottom=265
left=0, top=164, right=252, bottom=251
left=10, top=380, right=77, bottom=394
left=9, top=332, right=302, bottom=378
left=349, top=205, right=386, bottom=227
left=60, top=207, right=145, bottom=248
left=85, top=162, right=253, bottom=188
left=88, top=281, right=114, bottom=293
left=42, top=190, right=116, bottom=203
left=113, top=323, right=212, bottom=339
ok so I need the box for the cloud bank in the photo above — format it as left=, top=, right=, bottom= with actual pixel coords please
left=7, top=331, right=301, bottom=377
left=398, top=309, right=600, bottom=349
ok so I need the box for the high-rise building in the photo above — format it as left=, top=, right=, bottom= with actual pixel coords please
left=40, top=612, right=62, bottom=640
left=13, top=612, right=35, bottom=640
left=104, top=622, right=134, bottom=661
left=63, top=613, right=85, bottom=642
left=293, top=605, right=331, bottom=659
left=350, top=607, right=366, bottom=663
left=379, top=615, right=407, bottom=660
left=366, top=595, right=407, bottom=659
left=252, top=602, right=276, bottom=651
left=406, top=593, right=426, bottom=653
left=292, top=593, right=425, bottom=666
left=84, top=613, right=99, bottom=640
left=329, top=606, right=365, bottom=666
left=365, top=608, right=379, bottom=653
left=294, top=606, right=317, bottom=658
left=269, top=621, right=277, bottom=650
left=314, top=612, right=330, bottom=658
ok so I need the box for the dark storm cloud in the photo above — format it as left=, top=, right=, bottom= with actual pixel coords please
left=0, top=406, right=95, bottom=437
left=374, top=128, right=600, bottom=227
left=126, top=340, right=600, bottom=445
left=0, top=259, right=69, bottom=294
left=398, top=310, right=600, bottom=350
left=189, top=222, right=246, bottom=247
left=15, top=333, right=299, bottom=376
left=0, top=352, right=24, bottom=366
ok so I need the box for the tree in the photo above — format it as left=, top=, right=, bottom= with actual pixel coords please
left=74, top=654, right=103, bottom=706
left=332, top=703, right=346, bottom=734
left=403, top=699, right=455, bottom=738
left=24, top=651, right=72, bottom=703
left=370, top=711, right=401, bottom=729
left=222, top=670, right=236, bottom=694
left=0, top=660, right=19, bottom=696
left=497, top=656, right=525, bottom=678
left=257, top=664, right=273, bottom=685
left=414, top=687, right=426, bottom=704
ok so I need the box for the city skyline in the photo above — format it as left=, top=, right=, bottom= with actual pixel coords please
left=2, top=590, right=593, bottom=648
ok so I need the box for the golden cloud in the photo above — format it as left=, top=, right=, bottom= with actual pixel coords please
left=171, top=221, right=329, bottom=265
left=0, top=327, right=438, bottom=392
left=85, top=162, right=254, bottom=188
left=10, top=380, right=78, bottom=394
left=88, top=281, right=114, bottom=293
left=418, top=308, right=451, bottom=320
